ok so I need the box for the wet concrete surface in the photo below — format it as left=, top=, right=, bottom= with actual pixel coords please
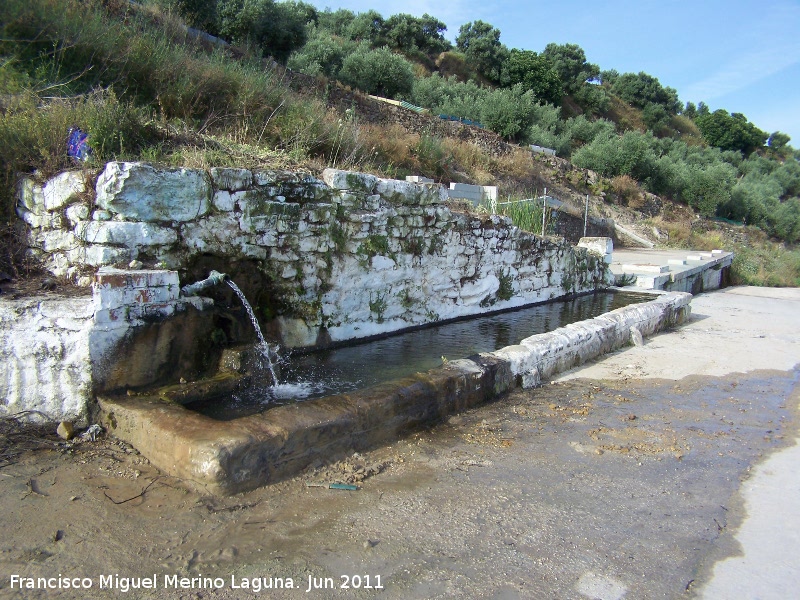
left=1, top=287, right=799, bottom=599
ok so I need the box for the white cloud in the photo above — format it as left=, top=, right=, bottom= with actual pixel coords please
left=683, top=41, right=800, bottom=102
left=683, top=0, right=800, bottom=101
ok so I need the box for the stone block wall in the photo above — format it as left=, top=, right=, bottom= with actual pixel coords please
left=17, top=162, right=613, bottom=349
left=89, top=268, right=215, bottom=393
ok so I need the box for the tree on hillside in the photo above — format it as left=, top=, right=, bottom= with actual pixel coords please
left=611, top=71, right=680, bottom=112
left=683, top=161, right=737, bottom=216
left=345, top=10, right=385, bottom=44
left=500, top=49, right=562, bottom=105
left=217, top=0, right=309, bottom=61
left=774, top=158, right=800, bottom=197
left=599, top=69, right=620, bottom=85
left=572, top=83, right=609, bottom=115
left=287, top=25, right=351, bottom=77
left=456, top=20, right=508, bottom=83
left=282, top=0, right=318, bottom=25
left=174, top=0, right=218, bottom=34
left=384, top=13, right=450, bottom=56
left=316, top=8, right=356, bottom=36
left=571, top=129, right=658, bottom=181
left=338, top=44, right=415, bottom=98
left=642, top=103, right=670, bottom=133
left=541, top=42, right=599, bottom=94
left=696, top=109, right=767, bottom=154
left=768, top=131, right=792, bottom=157
left=478, top=84, right=538, bottom=140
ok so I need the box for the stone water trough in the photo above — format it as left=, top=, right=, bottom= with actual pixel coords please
left=2, top=163, right=692, bottom=494
left=97, top=289, right=690, bottom=495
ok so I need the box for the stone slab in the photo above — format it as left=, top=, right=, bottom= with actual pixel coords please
left=610, top=248, right=733, bottom=292
left=95, top=162, right=211, bottom=223
left=621, top=263, right=670, bottom=274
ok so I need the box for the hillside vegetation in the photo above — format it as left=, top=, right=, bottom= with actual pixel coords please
left=1, top=0, right=799, bottom=286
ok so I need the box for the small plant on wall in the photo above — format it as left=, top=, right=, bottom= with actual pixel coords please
left=497, top=268, right=514, bottom=301
left=369, top=291, right=388, bottom=323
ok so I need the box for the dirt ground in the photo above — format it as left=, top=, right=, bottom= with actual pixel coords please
left=1, top=286, right=799, bottom=600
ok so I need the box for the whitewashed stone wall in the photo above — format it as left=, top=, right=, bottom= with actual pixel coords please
left=0, top=296, right=94, bottom=423
left=0, top=268, right=214, bottom=425
left=17, top=163, right=613, bottom=348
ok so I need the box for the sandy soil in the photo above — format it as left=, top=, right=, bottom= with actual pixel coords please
left=0, top=286, right=798, bottom=600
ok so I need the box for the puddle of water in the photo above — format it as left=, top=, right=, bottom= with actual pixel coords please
left=187, top=291, right=652, bottom=420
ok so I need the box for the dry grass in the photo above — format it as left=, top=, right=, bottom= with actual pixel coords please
left=669, top=115, right=705, bottom=146
left=435, top=51, right=477, bottom=84
left=602, top=95, right=646, bottom=133
left=0, top=412, right=60, bottom=469
left=360, top=123, right=422, bottom=177
left=443, top=138, right=492, bottom=180
left=611, top=174, right=645, bottom=208
left=491, top=147, right=536, bottom=180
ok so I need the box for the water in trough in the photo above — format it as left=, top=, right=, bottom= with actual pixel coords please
left=186, top=290, right=652, bottom=420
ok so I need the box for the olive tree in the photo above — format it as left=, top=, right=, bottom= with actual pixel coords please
left=338, top=45, right=415, bottom=98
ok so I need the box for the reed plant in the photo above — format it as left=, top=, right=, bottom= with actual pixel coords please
left=483, top=196, right=554, bottom=236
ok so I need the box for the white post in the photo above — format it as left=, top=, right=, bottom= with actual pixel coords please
left=584, top=194, right=589, bottom=237
left=542, top=187, right=547, bottom=235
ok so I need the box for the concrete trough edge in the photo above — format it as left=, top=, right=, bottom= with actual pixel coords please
left=98, top=290, right=692, bottom=495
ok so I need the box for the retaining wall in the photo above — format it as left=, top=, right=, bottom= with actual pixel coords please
left=0, top=297, right=94, bottom=423
left=17, top=163, right=612, bottom=350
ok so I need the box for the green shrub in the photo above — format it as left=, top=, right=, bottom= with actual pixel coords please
left=611, top=72, right=680, bottom=112
left=563, top=115, right=615, bottom=146
left=683, top=162, right=736, bottom=216
left=287, top=26, right=352, bottom=78
left=478, top=85, right=537, bottom=140
left=571, top=129, right=657, bottom=181
left=338, top=45, right=414, bottom=98
left=217, top=0, right=308, bottom=62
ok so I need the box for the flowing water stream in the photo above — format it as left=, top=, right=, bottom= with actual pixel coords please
left=188, top=290, right=653, bottom=420
left=225, top=279, right=279, bottom=385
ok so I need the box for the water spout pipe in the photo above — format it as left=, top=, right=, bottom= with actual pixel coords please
left=180, top=270, right=230, bottom=297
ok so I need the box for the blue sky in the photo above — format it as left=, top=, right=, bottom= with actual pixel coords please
left=303, top=0, right=800, bottom=146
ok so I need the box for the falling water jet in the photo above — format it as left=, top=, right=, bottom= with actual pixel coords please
left=224, top=280, right=280, bottom=386
left=180, top=271, right=280, bottom=386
